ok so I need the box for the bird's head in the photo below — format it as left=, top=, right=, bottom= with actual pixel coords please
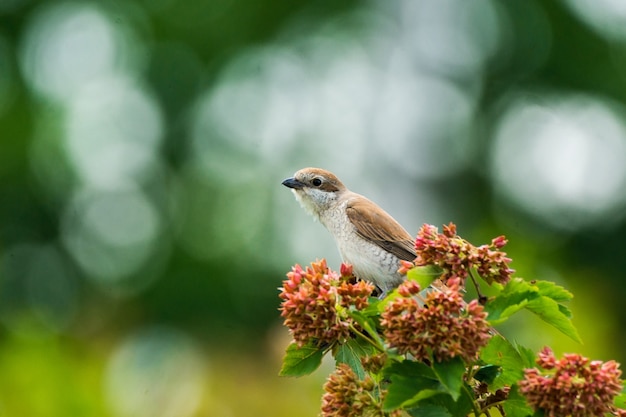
left=282, top=167, right=346, bottom=217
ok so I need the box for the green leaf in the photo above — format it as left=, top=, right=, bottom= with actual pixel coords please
left=516, top=343, right=537, bottom=369
left=383, top=374, right=446, bottom=411
left=424, top=382, right=476, bottom=417
left=484, top=291, right=531, bottom=324
left=484, top=278, right=581, bottom=343
left=484, top=278, right=535, bottom=323
left=406, top=265, right=442, bottom=289
left=377, top=288, right=401, bottom=312
left=383, top=360, right=443, bottom=411
left=534, top=280, right=573, bottom=302
left=348, top=309, right=384, bottom=348
left=385, top=359, right=436, bottom=379
left=500, top=277, right=534, bottom=295
left=502, top=385, right=535, bottom=417
left=479, top=335, right=526, bottom=390
left=484, top=279, right=529, bottom=322
left=431, top=357, right=466, bottom=401
left=525, top=296, right=582, bottom=343
left=382, top=360, right=472, bottom=413
left=557, top=303, right=573, bottom=319
left=474, top=365, right=500, bottom=385
left=279, top=342, right=325, bottom=377
left=333, top=337, right=377, bottom=380
left=407, top=404, right=452, bottom=417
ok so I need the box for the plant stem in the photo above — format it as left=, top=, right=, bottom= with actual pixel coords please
left=469, top=268, right=488, bottom=305
left=349, top=323, right=386, bottom=352
left=463, top=383, right=482, bottom=417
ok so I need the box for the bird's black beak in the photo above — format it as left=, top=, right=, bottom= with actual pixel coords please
left=282, top=177, right=305, bottom=189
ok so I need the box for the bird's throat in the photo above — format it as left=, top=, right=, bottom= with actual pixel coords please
left=292, top=190, right=321, bottom=220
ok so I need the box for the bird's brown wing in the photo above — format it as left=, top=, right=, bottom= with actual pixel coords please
left=346, top=198, right=416, bottom=262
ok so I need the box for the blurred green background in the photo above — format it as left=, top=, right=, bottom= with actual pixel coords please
left=2, top=0, right=626, bottom=415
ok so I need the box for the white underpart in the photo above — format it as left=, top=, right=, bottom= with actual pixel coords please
left=291, top=188, right=336, bottom=218
left=291, top=189, right=404, bottom=292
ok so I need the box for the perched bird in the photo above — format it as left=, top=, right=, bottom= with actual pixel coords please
left=282, top=167, right=415, bottom=294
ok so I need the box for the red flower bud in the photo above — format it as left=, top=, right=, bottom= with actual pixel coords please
left=340, top=263, right=353, bottom=278
left=520, top=347, right=624, bottom=417
left=279, top=260, right=375, bottom=347
left=380, top=277, right=492, bottom=363
left=413, top=223, right=514, bottom=286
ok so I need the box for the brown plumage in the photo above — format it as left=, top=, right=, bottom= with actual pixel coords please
left=282, top=167, right=415, bottom=293
left=346, top=201, right=416, bottom=262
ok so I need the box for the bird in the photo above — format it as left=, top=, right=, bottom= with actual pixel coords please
left=282, top=167, right=416, bottom=295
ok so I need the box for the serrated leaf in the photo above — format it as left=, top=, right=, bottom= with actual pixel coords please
left=484, top=278, right=580, bottom=342
left=486, top=296, right=529, bottom=325
left=406, top=265, right=443, bottom=289
left=525, top=296, right=582, bottom=343
left=479, top=335, right=526, bottom=389
left=526, top=279, right=580, bottom=342
left=484, top=279, right=536, bottom=323
left=502, top=277, right=535, bottom=294
left=333, top=337, right=377, bottom=380
left=516, top=343, right=537, bottom=369
left=279, top=342, right=325, bottom=377
left=534, top=280, right=573, bottom=302
left=431, top=357, right=466, bottom=401
left=557, top=302, right=573, bottom=319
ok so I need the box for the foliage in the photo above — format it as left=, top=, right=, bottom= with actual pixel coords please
left=278, top=224, right=626, bottom=416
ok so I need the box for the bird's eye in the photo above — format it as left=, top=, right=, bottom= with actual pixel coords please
left=312, top=178, right=322, bottom=187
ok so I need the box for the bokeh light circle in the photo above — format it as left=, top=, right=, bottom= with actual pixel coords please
left=105, top=326, right=207, bottom=417
left=491, top=93, right=626, bottom=230
left=19, top=2, right=136, bottom=102
left=61, top=187, right=164, bottom=293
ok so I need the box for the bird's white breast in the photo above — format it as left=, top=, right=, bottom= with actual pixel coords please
left=318, top=199, right=404, bottom=292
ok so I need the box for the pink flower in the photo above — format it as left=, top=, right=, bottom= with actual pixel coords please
left=491, top=235, right=507, bottom=249
left=340, top=263, right=353, bottom=277
left=519, top=347, right=624, bottom=417
left=321, top=363, right=400, bottom=417
left=413, top=223, right=514, bottom=285
left=380, top=278, right=492, bottom=363
left=321, top=364, right=373, bottom=417
left=397, top=260, right=415, bottom=275
left=279, top=260, right=375, bottom=347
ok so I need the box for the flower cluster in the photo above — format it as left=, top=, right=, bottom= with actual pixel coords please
left=321, top=364, right=375, bottom=417
left=413, top=223, right=513, bottom=285
left=519, top=347, right=625, bottom=417
left=279, top=260, right=374, bottom=347
left=380, top=278, right=492, bottom=363
left=361, top=353, right=388, bottom=374
left=321, top=364, right=401, bottom=417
